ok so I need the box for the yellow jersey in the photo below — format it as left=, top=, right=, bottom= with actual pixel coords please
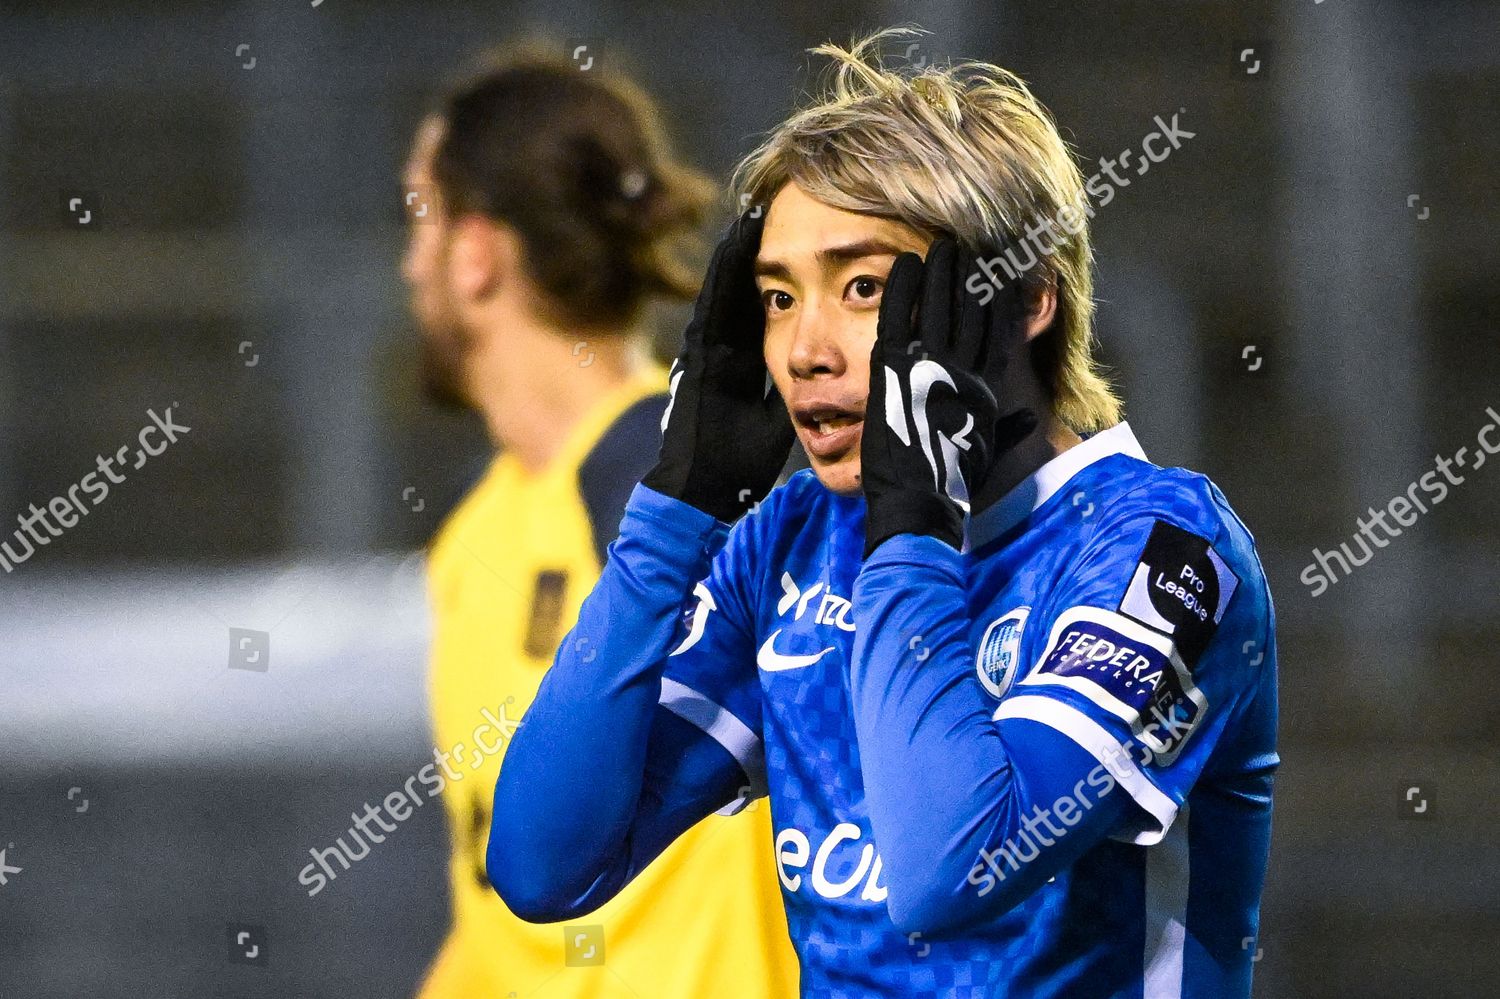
left=419, top=367, right=798, bottom=999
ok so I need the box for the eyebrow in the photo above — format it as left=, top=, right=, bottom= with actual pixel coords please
left=754, top=237, right=907, bottom=281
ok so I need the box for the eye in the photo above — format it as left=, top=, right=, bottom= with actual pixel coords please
left=762, top=288, right=795, bottom=315
left=845, top=275, right=883, bottom=306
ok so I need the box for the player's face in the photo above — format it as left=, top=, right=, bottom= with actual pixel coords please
left=401, top=116, right=471, bottom=409
left=757, top=183, right=931, bottom=496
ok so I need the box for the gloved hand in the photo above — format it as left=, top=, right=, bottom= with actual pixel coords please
left=643, top=212, right=795, bottom=523
left=861, top=238, right=1037, bottom=557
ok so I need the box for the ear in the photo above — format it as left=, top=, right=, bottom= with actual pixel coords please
left=1024, top=282, right=1058, bottom=341
left=446, top=215, right=520, bottom=304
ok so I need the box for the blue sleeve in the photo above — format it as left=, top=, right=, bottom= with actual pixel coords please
left=999, top=486, right=1269, bottom=840
left=848, top=482, right=1267, bottom=935
left=487, top=483, right=766, bottom=922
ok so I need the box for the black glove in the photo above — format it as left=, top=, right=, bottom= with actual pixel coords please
left=861, top=238, right=1037, bottom=557
left=643, top=213, right=795, bottom=523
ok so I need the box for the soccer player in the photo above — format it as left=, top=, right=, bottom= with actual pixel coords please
left=490, top=30, right=1278, bottom=998
left=402, top=49, right=797, bottom=998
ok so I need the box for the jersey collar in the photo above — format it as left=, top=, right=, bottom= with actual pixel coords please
left=965, top=421, right=1148, bottom=551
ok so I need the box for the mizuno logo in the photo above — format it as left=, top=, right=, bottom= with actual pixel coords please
left=757, top=629, right=834, bottom=672
left=776, top=572, right=856, bottom=632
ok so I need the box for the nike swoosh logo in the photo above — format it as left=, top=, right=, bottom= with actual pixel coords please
left=757, top=629, right=835, bottom=672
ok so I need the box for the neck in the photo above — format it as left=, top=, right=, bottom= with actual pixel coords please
left=982, top=413, right=1084, bottom=505
left=466, top=298, right=648, bottom=474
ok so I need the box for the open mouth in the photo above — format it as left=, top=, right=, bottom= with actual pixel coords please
left=794, top=405, right=865, bottom=460
left=806, top=412, right=860, bottom=435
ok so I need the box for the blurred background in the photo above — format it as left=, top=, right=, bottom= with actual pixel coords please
left=2, top=1, right=1497, bottom=996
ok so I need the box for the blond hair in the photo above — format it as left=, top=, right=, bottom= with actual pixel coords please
left=731, top=28, right=1120, bottom=432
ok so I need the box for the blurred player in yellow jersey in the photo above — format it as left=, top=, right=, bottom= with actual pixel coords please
left=401, top=47, right=797, bottom=998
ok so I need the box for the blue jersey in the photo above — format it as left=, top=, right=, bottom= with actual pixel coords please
left=959, top=424, right=1278, bottom=997
left=489, top=422, right=1277, bottom=999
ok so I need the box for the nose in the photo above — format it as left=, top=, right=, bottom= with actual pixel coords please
left=785, top=300, right=847, bottom=381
